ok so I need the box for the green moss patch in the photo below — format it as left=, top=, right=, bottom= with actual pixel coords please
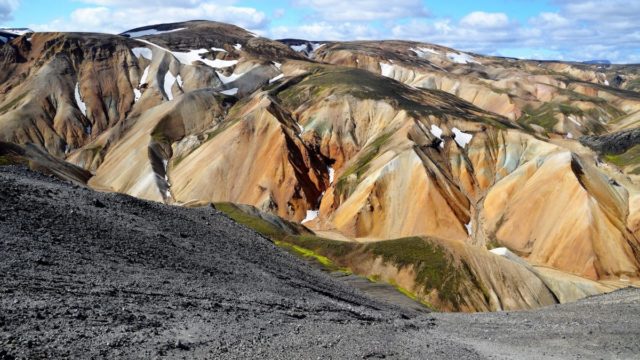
left=334, top=131, right=393, bottom=197
left=363, top=237, right=470, bottom=310
left=0, top=155, right=22, bottom=166
left=214, top=201, right=481, bottom=311
left=604, top=144, right=640, bottom=170
left=0, top=92, right=28, bottom=115
left=275, top=240, right=349, bottom=272
left=213, top=202, right=291, bottom=240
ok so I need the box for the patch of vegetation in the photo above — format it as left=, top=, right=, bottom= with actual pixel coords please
left=205, top=117, right=240, bottom=142
left=214, top=201, right=481, bottom=311
left=364, top=237, right=470, bottom=310
left=626, top=78, right=640, bottom=92
left=283, top=234, right=356, bottom=259
left=334, top=131, right=393, bottom=197
left=275, top=240, right=349, bottom=272
left=277, top=66, right=469, bottom=119
left=604, top=144, right=640, bottom=170
left=0, top=155, right=27, bottom=166
left=150, top=129, right=170, bottom=144
left=485, top=237, right=501, bottom=250
left=558, top=103, right=584, bottom=117
left=518, top=103, right=560, bottom=132
left=213, top=202, right=290, bottom=241
left=387, top=279, right=436, bottom=310
left=0, top=92, right=28, bottom=115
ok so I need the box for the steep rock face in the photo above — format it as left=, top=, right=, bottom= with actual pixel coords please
left=271, top=64, right=510, bottom=240
left=484, top=151, right=640, bottom=279
left=0, top=33, right=140, bottom=156
left=89, top=90, right=229, bottom=201
left=168, top=93, right=327, bottom=220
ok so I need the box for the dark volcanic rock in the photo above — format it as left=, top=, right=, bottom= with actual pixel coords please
left=1, top=165, right=639, bottom=359
left=580, top=128, right=640, bottom=155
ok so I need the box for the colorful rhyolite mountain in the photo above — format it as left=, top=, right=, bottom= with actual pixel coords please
left=1, top=20, right=639, bottom=311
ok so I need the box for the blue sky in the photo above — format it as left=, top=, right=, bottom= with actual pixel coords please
left=1, top=0, right=639, bottom=63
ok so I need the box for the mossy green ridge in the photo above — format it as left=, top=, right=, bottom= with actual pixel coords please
left=275, top=65, right=514, bottom=129
left=364, top=237, right=472, bottom=310
left=214, top=201, right=484, bottom=311
left=334, top=131, right=393, bottom=197
left=604, top=144, right=640, bottom=174
left=275, top=241, right=349, bottom=273
left=213, top=202, right=291, bottom=241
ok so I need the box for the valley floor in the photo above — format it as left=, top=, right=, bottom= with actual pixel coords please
left=0, top=165, right=638, bottom=359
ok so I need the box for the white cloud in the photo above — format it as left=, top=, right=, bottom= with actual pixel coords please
left=31, top=1, right=267, bottom=34
left=294, top=0, right=428, bottom=21
left=271, top=21, right=379, bottom=41
left=79, top=0, right=221, bottom=6
left=0, top=0, right=18, bottom=23
left=460, top=11, right=509, bottom=29
left=390, top=1, right=640, bottom=64
left=19, top=0, right=640, bottom=64
left=529, top=12, right=570, bottom=29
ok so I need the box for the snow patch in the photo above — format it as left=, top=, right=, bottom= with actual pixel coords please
left=447, top=52, right=480, bottom=65
left=429, top=124, right=443, bottom=138
left=269, top=74, right=284, bottom=84
left=133, top=88, right=142, bottom=102
left=568, top=115, right=582, bottom=126
left=566, top=132, right=573, bottom=139
left=311, top=43, right=325, bottom=51
left=328, top=167, right=335, bottom=184
left=140, top=66, right=150, bottom=85
left=211, top=47, right=227, bottom=52
left=465, top=222, right=472, bottom=235
left=216, top=70, right=245, bottom=84
left=234, top=43, right=242, bottom=51
left=124, top=27, right=185, bottom=38
left=135, top=38, right=168, bottom=51
left=171, top=48, right=238, bottom=68
left=429, top=124, right=445, bottom=148
left=411, top=47, right=440, bottom=58
left=74, top=83, right=87, bottom=116
left=452, top=127, right=473, bottom=148
left=302, top=210, right=319, bottom=223
left=132, top=47, right=152, bottom=60
left=273, top=61, right=282, bottom=69
left=290, top=44, right=307, bottom=52
left=490, top=247, right=509, bottom=256
left=379, top=62, right=395, bottom=77
left=220, top=88, right=238, bottom=96
left=164, top=71, right=176, bottom=101
left=0, top=28, right=32, bottom=36
left=176, top=74, right=183, bottom=88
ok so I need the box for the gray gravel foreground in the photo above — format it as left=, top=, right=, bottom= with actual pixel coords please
left=1, top=165, right=639, bottom=359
